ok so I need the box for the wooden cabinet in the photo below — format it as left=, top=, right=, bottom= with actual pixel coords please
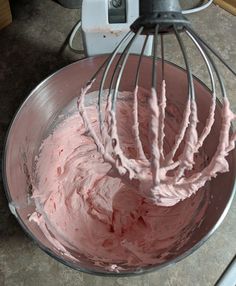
left=0, top=0, right=12, bottom=30
left=214, top=0, right=236, bottom=15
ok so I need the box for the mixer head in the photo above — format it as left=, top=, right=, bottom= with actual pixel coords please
left=131, top=0, right=190, bottom=34
left=78, top=0, right=236, bottom=206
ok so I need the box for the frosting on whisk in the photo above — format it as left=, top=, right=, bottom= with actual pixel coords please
left=78, top=83, right=236, bottom=206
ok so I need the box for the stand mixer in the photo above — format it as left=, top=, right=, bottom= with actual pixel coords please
left=3, top=0, right=236, bottom=276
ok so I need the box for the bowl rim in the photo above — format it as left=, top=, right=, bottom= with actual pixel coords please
left=2, top=54, right=236, bottom=276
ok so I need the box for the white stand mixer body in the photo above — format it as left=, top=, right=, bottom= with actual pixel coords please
left=81, top=0, right=153, bottom=56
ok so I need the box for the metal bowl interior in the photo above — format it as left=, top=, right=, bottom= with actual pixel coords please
left=3, top=55, right=236, bottom=276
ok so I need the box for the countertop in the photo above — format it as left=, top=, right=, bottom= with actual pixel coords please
left=0, top=1, right=236, bottom=285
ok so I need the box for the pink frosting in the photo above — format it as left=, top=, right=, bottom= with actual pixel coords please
left=29, top=86, right=236, bottom=269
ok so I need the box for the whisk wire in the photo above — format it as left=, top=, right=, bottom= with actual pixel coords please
left=173, top=26, right=198, bottom=180
left=152, top=25, right=159, bottom=89
left=149, top=25, right=161, bottom=185
left=108, top=33, right=137, bottom=102
left=134, top=35, right=149, bottom=87
left=163, top=26, right=195, bottom=165
left=98, top=31, right=133, bottom=123
left=112, top=27, right=144, bottom=111
left=186, top=27, right=227, bottom=98
left=185, top=28, right=216, bottom=151
left=185, top=29, right=216, bottom=95
left=187, top=26, right=236, bottom=77
left=133, top=35, right=149, bottom=161
left=161, top=34, right=165, bottom=81
left=174, top=26, right=195, bottom=100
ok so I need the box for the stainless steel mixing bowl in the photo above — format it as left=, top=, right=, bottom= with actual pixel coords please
left=3, top=55, right=236, bottom=276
